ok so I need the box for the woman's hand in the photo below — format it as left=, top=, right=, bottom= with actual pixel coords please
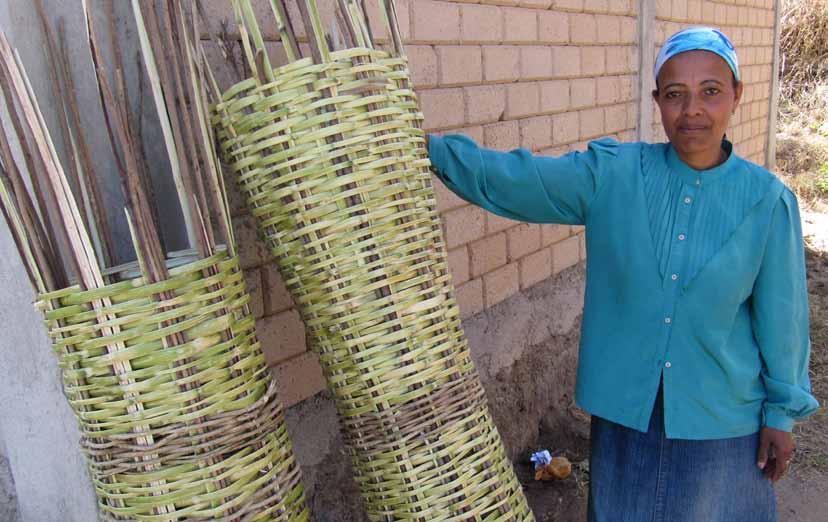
left=757, top=427, right=795, bottom=482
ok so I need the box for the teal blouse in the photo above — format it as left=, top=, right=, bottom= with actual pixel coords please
left=428, top=134, right=819, bottom=439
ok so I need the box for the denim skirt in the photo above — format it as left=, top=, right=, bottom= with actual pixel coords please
left=588, top=386, right=776, bottom=522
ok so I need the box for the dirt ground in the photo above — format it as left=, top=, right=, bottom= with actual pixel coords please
left=518, top=213, right=828, bottom=521
left=776, top=210, right=828, bottom=521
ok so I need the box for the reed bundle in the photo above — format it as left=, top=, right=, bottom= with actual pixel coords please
left=210, top=1, right=533, bottom=520
left=0, top=1, right=308, bottom=519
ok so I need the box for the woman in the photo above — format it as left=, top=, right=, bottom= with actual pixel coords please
left=427, top=27, right=818, bottom=522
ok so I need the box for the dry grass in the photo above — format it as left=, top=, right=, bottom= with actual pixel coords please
left=776, top=0, right=828, bottom=474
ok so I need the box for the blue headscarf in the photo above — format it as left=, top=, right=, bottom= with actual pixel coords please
left=654, top=27, right=740, bottom=83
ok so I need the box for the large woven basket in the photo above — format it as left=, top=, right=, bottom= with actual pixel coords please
left=38, top=250, right=309, bottom=521
left=212, top=47, right=533, bottom=520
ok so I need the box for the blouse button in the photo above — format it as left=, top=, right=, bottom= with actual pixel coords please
left=665, top=361, right=672, bottom=368
left=684, top=197, right=692, bottom=204
left=664, top=317, right=672, bottom=324
left=671, top=274, right=678, bottom=281
left=678, top=234, right=686, bottom=241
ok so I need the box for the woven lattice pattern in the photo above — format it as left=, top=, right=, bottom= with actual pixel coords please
left=213, top=48, right=533, bottom=520
left=39, top=252, right=309, bottom=521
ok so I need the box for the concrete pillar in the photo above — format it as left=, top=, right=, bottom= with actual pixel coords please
left=637, top=0, right=656, bottom=142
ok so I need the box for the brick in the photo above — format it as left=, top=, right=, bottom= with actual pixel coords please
left=406, top=45, right=438, bottom=88
left=461, top=4, right=503, bottom=43
left=433, top=177, right=467, bottom=212
left=552, top=46, right=581, bottom=77
left=271, top=353, right=325, bottom=408
left=243, top=268, right=265, bottom=319
left=552, top=235, right=582, bottom=273
left=458, top=125, right=485, bottom=144
left=579, top=231, right=587, bottom=260
left=258, top=309, right=306, bottom=366
left=628, top=46, right=639, bottom=74
left=437, top=45, right=483, bottom=85
left=487, top=213, right=518, bottom=234
left=555, top=0, right=584, bottom=10
left=596, top=15, right=621, bottom=43
left=519, top=247, right=553, bottom=288
left=570, top=13, right=598, bottom=44
left=235, top=214, right=272, bottom=269
left=542, top=223, right=571, bottom=246
left=518, top=0, right=553, bottom=7
left=262, top=264, right=294, bottom=315
left=608, top=0, right=632, bottom=14
left=656, top=0, right=671, bottom=18
left=539, top=11, right=569, bottom=43
left=727, top=5, right=739, bottom=25
left=443, top=205, right=486, bottom=248
left=701, top=0, right=716, bottom=24
left=579, top=107, right=605, bottom=138
left=606, top=46, right=629, bottom=75
left=671, top=0, right=687, bottom=20
left=447, top=246, right=471, bottom=285
left=539, top=80, right=570, bottom=113
left=687, top=0, right=702, bottom=21
left=540, top=144, right=570, bottom=156
left=506, top=83, right=540, bottom=118
left=520, top=116, right=554, bottom=150
left=504, top=7, right=539, bottom=43
left=507, top=223, right=542, bottom=260
left=582, top=47, right=606, bottom=76
left=571, top=78, right=596, bottom=108
left=483, top=45, right=521, bottom=82
left=596, top=76, right=622, bottom=105
left=620, top=17, right=637, bottom=43
left=619, top=75, right=635, bottom=101
left=412, top=1, right=460, bottom=42
left=715, top=3, right=727, bottom=24
left=362, top=0, right=390, bottom=42
left=484, top=263, right=520, bottom=307
left=419, top=88, right=465, bottom=130
left=396, top=0, right=412, bottom=41
left=456, top=278, right=484, bottom=319
left=484, top=121, right=520, bottom=151
left=584, top=0, right=609, bottom=12
left=521, top=46, right=554, bottom=79
left=465, top=85, right=507, bottom=124
left=470, top=233, right=508, bottom=276
left=626, top=101, right=637, bottom=129
left=605, top=104, right=627, bottom=133
left=553, top=111, right=580, bottom=144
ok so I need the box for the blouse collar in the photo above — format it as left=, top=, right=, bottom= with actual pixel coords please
left=666, top=139, right=737, bottom=186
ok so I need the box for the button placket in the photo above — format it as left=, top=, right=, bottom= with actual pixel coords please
left=658, top=183, right=697, bottom=376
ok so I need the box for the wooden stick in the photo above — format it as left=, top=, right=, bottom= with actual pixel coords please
left=269, top=0, right=300, bottom=62
left=54, top=21, right=114, bottom=266
left=0, top=166, right=39, bottom=289
left=0, top=115, right=59, bottom=290
left=85, top=8, right=167, bottom=281
left=130, top=0, right=197, bottom=250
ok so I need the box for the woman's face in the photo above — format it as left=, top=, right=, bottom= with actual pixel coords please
left=653, top=50, right=743, bottom=169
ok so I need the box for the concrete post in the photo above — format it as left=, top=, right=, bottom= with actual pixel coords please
left=637, top=0, right=656, bottom=142
left=766, top=0, right=783, bottom=170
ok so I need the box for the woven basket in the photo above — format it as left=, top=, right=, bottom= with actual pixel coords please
left=38, top=250, right=309, bottom=521
left=212, top=47, right=533, bottom=520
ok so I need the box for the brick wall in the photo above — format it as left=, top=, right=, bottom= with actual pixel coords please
left=204, top=0, right=778, bottom=407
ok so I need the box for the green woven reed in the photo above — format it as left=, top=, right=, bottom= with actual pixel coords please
left=38, top=251, right=309, bottom=521
left=212, top=47, right=534, bottom=521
